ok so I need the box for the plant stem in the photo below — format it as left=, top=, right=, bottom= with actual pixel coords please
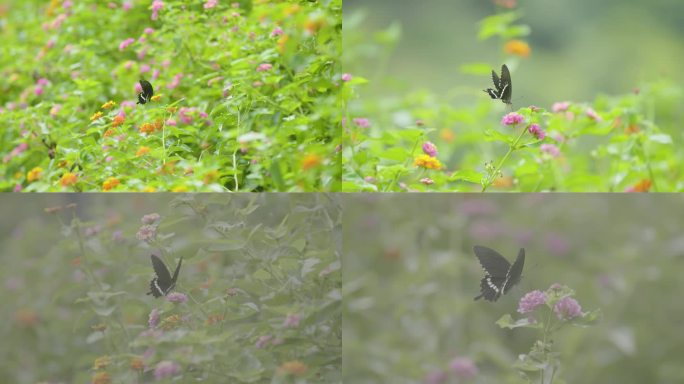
left=482, top=125, right=528, bottom=192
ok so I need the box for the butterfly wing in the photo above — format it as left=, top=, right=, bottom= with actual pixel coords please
left=137, top=80, right=154, bottom=104
left=475, top=275, right=507, bottom=301
left=474, top=245, right=510, bottom=278
left=499, top=64, right=512, bottom=104
left=491, top=69, right=501, bottom=91
left=170, top=257, right=183, bottom=285
left=148, top=255, right=172, bottom=298
left=502, top=248, right=525, bottom=294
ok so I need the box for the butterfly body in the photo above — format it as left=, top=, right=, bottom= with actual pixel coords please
left=137, top=80, right=154, bottom=105
left=147, top=255, right=182, bottom=298
left=473, top=245, right=524, bottom=302
left=483, top=64, right=512, bottom=105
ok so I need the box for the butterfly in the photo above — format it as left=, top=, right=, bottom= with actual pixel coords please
left=137, top=79, right=154, bottom=105
left=473, top=245, right=525, bottom=302
left=147, top=255, right=183, bottom=298
left=483, top=64, right=512, bottom=105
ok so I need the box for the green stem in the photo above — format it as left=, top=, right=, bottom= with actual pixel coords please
left=482, top=125, right=528, bottom=192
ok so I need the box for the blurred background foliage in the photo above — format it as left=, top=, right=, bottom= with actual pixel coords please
left=0, top=194, right=341, bottom=383
left=342, top=194, right=684, bottom=383
left=343, top=0, right=684, bottom=107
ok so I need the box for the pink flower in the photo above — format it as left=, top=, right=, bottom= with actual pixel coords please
left=144, top=28, right=154, bottom=35
left=136, top=225, right=157, bottom=242
left=420, top=177, right=434, bottom=185
left=585, top=107, right=602, bottom=121
left=424, top=370, right=448, bottom=384
left=204, top=0, right=218, bottom=9
left=154, top=361, right=180, bottom=380
left=178, top=107, right=193, bottom=124
left=13, top=184, right=22, bottom=192
left=37, top=78, right=49, bottom=86
left=166, top=119, right=177, bottom=126
left=256, top=63, right=273, bottom=72
left=167, top=73, right=183, bottom=89
left=140, top=64, right=150, bottom=73
left=341, top=73, right=352, bottom=82
left=352, top=118, right=370, bottom=128
left=554, top=297, right=582, bottom=320
left=50, top=104, right=62, bottom=117
left=283, top=313, right=301, bottom=328
left=449, top=357, right=478, bottom=379
left=422, top=141, right=438, bottom=157
left=167, top=292, right=188, bottom=303
left=528, top=123, right=545, bottom=140
left=271, top=27, right=283, bottom=37
left=148, top=308, right=160, bottom=328
left=517, top=290, right=547, bottom=314
left=152, top=69, right=160, bottom=80
left=141, top=213, right=161, bottom=224
left=137, top=48, right=147, bottom=60
left=364, top=176, right=376, bottom=184
left=34, top=86, right=44, bottom=96
left=119, top=38, right=135, bottom=51
left=151, top=0, right=164, bottom=20
left=123, top=1, right=133, bottom=11
left=501, top=112, right=524, bottom=126
left=552, top=101, right=570, bottom=113
left=62, top=0, right=73, bottom=9
left=540, top=143, right=560, bottom=157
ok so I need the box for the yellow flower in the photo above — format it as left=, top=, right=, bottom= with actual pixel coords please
left=414, top=154, right=443, bottom=170
left=301, top=153, right=322, bottom=170
left=90, top=111, right=103, bottom=121
left=283, top=4, right=300, bottom=16
left=279, top=361, right=308, bottom=375
left=102, top=177, right=120, bottom=191
left=91, top=372, right=111, bottom=384
left=27, top=167, right=43, bottom=182
left=93, top=356, right=111, bottom=370
left=504, top=39, right=531, bottom=58
left=142, top=186, right=157, bottom=192
left=277, top=35, right=290, bottom=54
left=161, top=314, right=182, bottom=330
left=171, top=186, right=189, bottom=192
left=151, top=94, right=162, bottom=102
left=136, top=146, right=150, bottom=157
left=101, top=101, right=116, bottom=109
left=60, top=172, right=78, bottom=187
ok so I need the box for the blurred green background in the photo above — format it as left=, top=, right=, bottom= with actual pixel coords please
left=342, top=194, right=684, bottom=383
left=0, top=193, right=341, bottom=383
left=343, top=0, right=684, bottom=108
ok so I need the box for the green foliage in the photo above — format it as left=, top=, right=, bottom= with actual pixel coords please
left=342, top=9, right=684, bottom=192
left=0, top=194, right=341, bottom=382
left=0, top=0, right=342, bottom=191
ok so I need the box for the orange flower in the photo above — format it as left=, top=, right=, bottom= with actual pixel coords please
left=111, top=115, right=125, bottom=127
left=167, top=106, right=178, bottom=113
left=153, top=119, right=163, bottom=131
left=203, top=170, right=219, bottom=184
left=279, top=361, right=308, bottom=375
left=14, top=309, right=39, bottom=327
left=304, top=18, right=325, bottom=34
left=277, top=35, right=290, bottom=54
left=136, top=146, right=150, bottom=157
left=93, top=356, right=111, bottom=370
left=91, top=372, right=111, bottom=384
left=492, top=175, right=514, bottom=189
left=101, top=101, right=116, bottom=109
left=626, top=179, right=651, bottom=192
left=27, top=167, right=43, bottom=182
left=414, top=155, right=443, bottom=170
left=130, top=357, right=144, bottom=371
left=139, top=123, right=154, bottom=134
left=90, top=111, right=103, bottom=121
left=102, top=177, right=120, bottom=191
left=161, top=314, right=182, bottom=330
left=103, top=129, right=115, bottom=138
left=301, top=153, right=322, bottom=170
left=440, top=128, right=455, bottom=143
left=504, top=39, right=531, bottom=58
left=625, top=124, right=640, bottom=135
left=205, top=314, right=225, bottom=326
left=60, top=172, right=78, bottom=187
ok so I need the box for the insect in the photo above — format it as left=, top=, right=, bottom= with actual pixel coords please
left=41, top=137, right=57, bottom=159
left=473, top=245, right=525, bottom=302
left=137, top=79, right=154, bottom=105
left=483, top=64, right=512, bottom=105
left=147, top=255, right=183, bottom=298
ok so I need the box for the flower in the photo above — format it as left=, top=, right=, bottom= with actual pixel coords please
left=449, top=357, right=478, bottom=379
left=283, top=313, right=301, bottom=328
left=585, top=107, right=602, bottom=121
left=554, top=297, right=582, bottom=320
left=50, top=104, right=61, bottom=117
left=504, top=39, right=530, bottom=57
left=341, top=73, right=352, bottom=82
left=148, top=309, right=160, bottom=328
left=142, top=213, right=161, bottom=224
left=118, top=38, right=135, bottom=51
left=552, top=101, right=570, bottom=113
left=101, top=100, right=116, bottom=109
left=540, top=143, right=560, bottom=157
left=422, top=141, right=438, bottom=157
left=424, top=370, right=448, bottom=384
left=420, top=177, right=434, bottom=185
left=271, top=26, right=284, bottom=37
left=301, top=153, right=322, bottom=170
left=136, top=146, right=150, bottom=157
left=204, top=0, right=217, bottom=9
left=60, top=172, right=78, bottom=187
left=414, top=154, right=443, bottom=170
left=167, top=292, right=188, bottom=303
left=517, top=290, right=547, bottom=314
left=136, top=225, right=156, bottom=242
left=130, top=357, right=144, bottom=371
left=279, top=361, right=308, bottom=375
left=625, top=179, right=651, bottom=192
left=151, top=0, right=164, bottom=20
left=501, top=112, right=524, bottom=126
left=90, top=111, right=103, bottom=121
left=102, top=177, right=120, bottom=191
left=352, top=118, right=370, bottom=128
left=93, top=356, right=111, bottom=370
left=154, top=360, right=180, bottom=380
left=144, top=27, right=154, bottom=34
left=27, top=167, right=43, bottom=182
left=528, top=123, right=545, bottom=140
left=256, top=63, right=273, bottom=72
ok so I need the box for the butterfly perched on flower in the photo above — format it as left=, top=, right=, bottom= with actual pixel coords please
left=147, top=255, right=183, bottom=298
left=483, top=64, right=512, bottom=105
left=473, top=245, right=525, bottom=302
left=137, top=79, right=154, bottom=105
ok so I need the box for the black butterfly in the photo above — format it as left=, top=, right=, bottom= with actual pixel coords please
left=473, top=245, right=524, bottom=302
left=137, top=79, right=154, bottom=105
left=147, top=255, right=183, bottom=298
left=483, top=64, right=512, bottom=105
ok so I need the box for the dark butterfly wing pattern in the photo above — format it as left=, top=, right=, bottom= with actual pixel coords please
left=473, top=245, right=525, bottom=302
left=137, top=79, right=154, bottom=105
left=483, top=64, right=512, bottom=105
left=147, top=255, right=183, bottom=298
